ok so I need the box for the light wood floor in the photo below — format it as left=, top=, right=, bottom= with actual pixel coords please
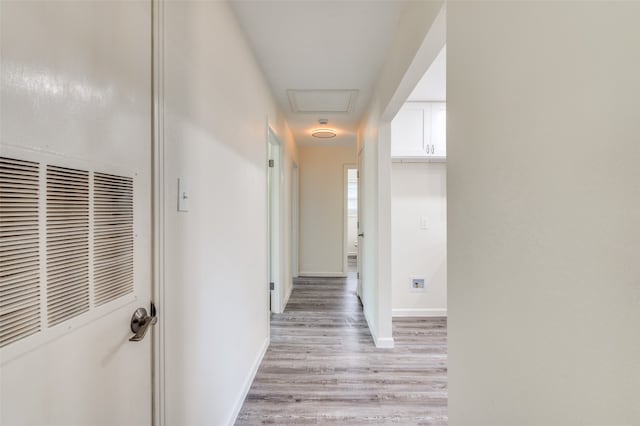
left=236, top=259, right=448, bottom=425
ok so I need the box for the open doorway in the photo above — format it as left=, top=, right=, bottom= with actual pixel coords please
left=267, top=128, right=282, bottom=313
left=389, top=45, right=447, bottom=318
left=291, top=161, right=299, bottom=279
left=344, top=165, right=358, bottom=279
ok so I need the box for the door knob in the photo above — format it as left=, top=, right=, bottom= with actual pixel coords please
left=129, top=305, right=157, bottom=342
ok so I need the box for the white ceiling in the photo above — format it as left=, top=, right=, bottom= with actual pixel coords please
left=408, top=45, right=446, bottom=102
left=230, top=1, right=407, bottom=146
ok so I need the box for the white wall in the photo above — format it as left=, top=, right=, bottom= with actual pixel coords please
left=298, top=145, right=355, bottom=276
left=162, top=2, right=297, bottom=425
left=358, top=0, right=444, bottom=348
left=448, top=2, right=640, bottom=425
left=391, top=162, right=447, bottom=317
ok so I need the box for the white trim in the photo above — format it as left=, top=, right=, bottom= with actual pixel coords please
left=376, top=337, right=395, bottom=349
left=226, top=336, right=269, bottom=426
left=298, top=272, right=347, bottom=278
left=291, top=162, right=299, bottom=279
left=356, top=148, right=363, bottom=299
left=282, top=281, right=293, bottom=311
left=392, top=308, right=448, bottom=317
left=267, top=126, right=284, bottom=314
left=363, top=307, right=395, bottom=349
left=151, top=0, right=166, bottom=424
left=391, top=156, right=446, bottom=163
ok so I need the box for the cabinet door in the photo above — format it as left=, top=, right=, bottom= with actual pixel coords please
left=430, top=102, right=446, bottom=157
left=391, top=106, right=425, bottom=157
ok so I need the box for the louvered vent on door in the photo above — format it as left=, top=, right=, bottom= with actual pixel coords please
left=93, top=173, right=134, bottom=306
left=46, top=165, right=90, bottom=326
left=0, top=157, right=41, bottom=348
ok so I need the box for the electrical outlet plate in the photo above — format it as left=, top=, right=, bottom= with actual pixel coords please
left=411, top=277, right=426, bottom=291
left=178, top=178, right=189, bottom=212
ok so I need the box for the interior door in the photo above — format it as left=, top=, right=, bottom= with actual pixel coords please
left=267, top=130, right=281, bottom=313
left=0, top=2, right=153, bottom=425
left=356, top=147, right=364, bottom=299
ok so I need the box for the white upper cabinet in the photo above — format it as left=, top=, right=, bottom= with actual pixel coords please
left=391, top=102, right=446, bottom=161
left=390, top=105, right=426, bottom=157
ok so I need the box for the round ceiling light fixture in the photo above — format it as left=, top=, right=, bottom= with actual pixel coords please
left=311, top=128, right=337, bottom=139
left=312, top=119, right=337, bottom=139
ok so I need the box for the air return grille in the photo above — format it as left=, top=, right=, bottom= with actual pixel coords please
left=46, top=165, right=90, bottom=327
left=93, top=173, right=134, bottom=306
left=0, top=156, right=135, bottom=350
left=0, top=158, right=41, bottom=348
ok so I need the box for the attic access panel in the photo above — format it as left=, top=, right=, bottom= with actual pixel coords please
left=287, top=89, right=358, bottom=113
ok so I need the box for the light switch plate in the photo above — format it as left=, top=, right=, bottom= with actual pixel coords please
left=420, top=216, right=429, bottom=230
left=178, top=178, right=189, bottom=212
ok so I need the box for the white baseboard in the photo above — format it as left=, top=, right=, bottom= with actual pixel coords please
left=298, top=271, right=346, bottom=278
left=392, top=308, right=448, bottom=317
left=226, top=336, right=269, bottom=426
left=282, top=282, right=293, bottom=311
left=363, top=308, right=395, bottom=349
left=376, top=337, right=395, bottom=348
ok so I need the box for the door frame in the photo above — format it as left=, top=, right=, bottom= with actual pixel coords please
left=152, top=0, right=166, bottom=424
left=291, top=161, right=299, bottom=279
left=266, top=126, right=284, bottom=314
left=356, top=146, right=364, bottom=299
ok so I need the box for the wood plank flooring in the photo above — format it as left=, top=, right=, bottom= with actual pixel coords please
left=236, top=259, right=448, bottom=425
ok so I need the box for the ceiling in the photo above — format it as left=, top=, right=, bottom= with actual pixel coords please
left=408, top=45, right=446, bottom=102
left=230, top=1, right=407, bottom=146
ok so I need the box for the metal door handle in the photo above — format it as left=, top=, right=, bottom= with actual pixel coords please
left=129, top=306, right=157, bottom=342
left=358, top=233, right=364, bottom=237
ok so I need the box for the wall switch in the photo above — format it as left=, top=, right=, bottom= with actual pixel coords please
left=411, top=277, right=426, bottom=291
left=178, top=178, right=189, bottom=212
left=420, top=216, right=429, bottom=230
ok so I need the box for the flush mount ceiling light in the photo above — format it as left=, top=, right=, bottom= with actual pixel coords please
left=311, top=129, right=337, bottom=138
left=311, top=119, right=337, bottom=139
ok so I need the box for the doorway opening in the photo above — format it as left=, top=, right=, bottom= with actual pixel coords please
left=291, top=162, right=299, bottom=280
left=344, top=165, right=358, bottom=281
left=389, top=43, right=447, bottom=319
left=267, top=128, right=282, bottom=313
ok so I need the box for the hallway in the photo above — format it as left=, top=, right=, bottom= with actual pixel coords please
left=236, top=259, right=448, bottom=425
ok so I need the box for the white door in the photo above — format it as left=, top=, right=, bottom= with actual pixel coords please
left=0, top=2, right=153, bottom=425
left=291, top=163, right=299, bottom=279
left=267, top=129, right=282, bottom=313
left=356, top=148, right=364, bottom=299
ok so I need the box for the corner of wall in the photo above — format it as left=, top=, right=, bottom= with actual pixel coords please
left=225, top=336, right=270, bottom=426
left=363, top=304, right=395, bottom=349
left=282, top=278, right=293, bottom=311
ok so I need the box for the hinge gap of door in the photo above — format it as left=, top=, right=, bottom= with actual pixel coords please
left=269, top=282, right=275, bottom=290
